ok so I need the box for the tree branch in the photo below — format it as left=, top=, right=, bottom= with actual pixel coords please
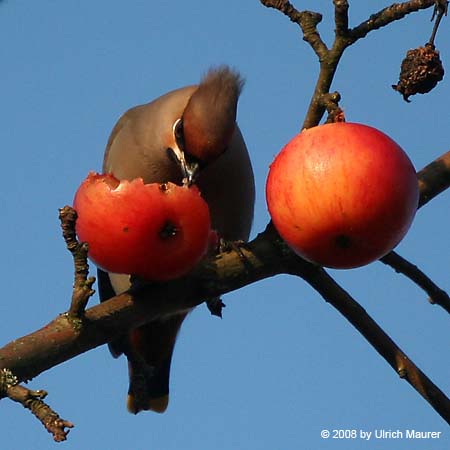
left=378, top=149, right=450, bottom=310
left=380, top=251, right=450, bottom=313
left=417, top=149, right=450, bottom=207
left=305, top=1, right=439, bottom=128
left=0, top=150, right=449, bottom=425
left=334, top=0, right=349, bottom=36
left=321, top=91, right=345, bottom=123
left=0, top=224, right=286, bottom=383
left=0, top=369, right=73, bottom=441
left=59, top=206, right=96, bottom=319
left=260, top=1, right=329, bottom=57
left=349, top=1, right=437, bottom=43
left=7, top=384, right=73, bottom=442
left=428, top=1, right=448, bottom=46
left=261, top=1, right=439, bottom=129
left=284, top=263, right=450, bottom=424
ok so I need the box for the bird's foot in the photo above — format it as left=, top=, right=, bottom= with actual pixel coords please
left=218, top=238, right=254, bottom=274
left=219, top=238, right=245, bottom=257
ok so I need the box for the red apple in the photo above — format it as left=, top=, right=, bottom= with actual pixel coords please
left=266, top=122, right=419, bottom=269
left=73, top=173, right=211, bottom=280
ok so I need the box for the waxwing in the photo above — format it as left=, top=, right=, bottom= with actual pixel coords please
left=98, top=66, right=255, bottom=414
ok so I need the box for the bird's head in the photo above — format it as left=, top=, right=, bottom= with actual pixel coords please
left=170, top=66, right=244, bottom=184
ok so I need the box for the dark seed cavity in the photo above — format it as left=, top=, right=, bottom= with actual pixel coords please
left=159, top=221, right=178, bottom=240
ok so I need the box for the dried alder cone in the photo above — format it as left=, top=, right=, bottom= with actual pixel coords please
left=392, top=43, right=444, bottom=102
left=266, top=123, right=419, bottom=269
left=73, top=172, right=212, bottom=281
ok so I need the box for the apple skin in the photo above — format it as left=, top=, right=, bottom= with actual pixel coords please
left=266, top=122, right=419, bottom=269
left=73, top=173, right=212, bottom=281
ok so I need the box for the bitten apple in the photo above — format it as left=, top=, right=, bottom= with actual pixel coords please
left=266, top=122, right=419, bottom=269
left=73, top=173, right=211, bottom=280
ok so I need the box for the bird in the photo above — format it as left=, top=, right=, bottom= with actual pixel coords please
left=97, top=66, right=255, bottom=414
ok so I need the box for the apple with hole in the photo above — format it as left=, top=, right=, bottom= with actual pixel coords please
left=73, top=173, right=212, bottom=280
left=266, top=122, right=419, bottom=269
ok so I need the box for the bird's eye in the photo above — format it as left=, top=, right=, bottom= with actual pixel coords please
left=174, top=119, right=185, bottom=148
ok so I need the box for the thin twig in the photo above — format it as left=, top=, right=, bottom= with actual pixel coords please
left=379, top=151, right=450, bottom=310
left=321, top=91, right=345, bottom=123
left=59, top=206, right=96, bottom=319
left=259, top=1, right=328, bottom=57
left=380, top=251, right=450, bottom=313
left=334, top=0, right=349, bottom=36
left=349, top=1, right=437, bottom=43
left=0, top=369, right=73, bottom=442
left=8, top=385, right=74, bottom=442
left=428, top=0, right=448, bottom=45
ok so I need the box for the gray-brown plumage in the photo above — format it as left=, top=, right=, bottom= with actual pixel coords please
left=98, top=66, right=255, bottom=414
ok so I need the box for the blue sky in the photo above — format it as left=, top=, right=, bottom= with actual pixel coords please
left=1, top=1, right=449, bottom=449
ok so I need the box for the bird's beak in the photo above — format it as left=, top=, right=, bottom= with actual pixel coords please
left=170, top=118, right=200, bottom=186
left=167, top=144, right=200, bottom=186
left=184, top=159, right=200, bottom=186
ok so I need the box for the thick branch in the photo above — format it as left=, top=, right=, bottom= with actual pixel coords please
left=0, top=150, right=448, bottom=379
left=0, top=225, right=287, bottom=383
left=417, top=150, right=450, bottom=207
left=0, top=150, right=449, bottom=421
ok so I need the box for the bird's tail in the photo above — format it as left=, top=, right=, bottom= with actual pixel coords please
left=125, top=313, right=188, bottom=414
